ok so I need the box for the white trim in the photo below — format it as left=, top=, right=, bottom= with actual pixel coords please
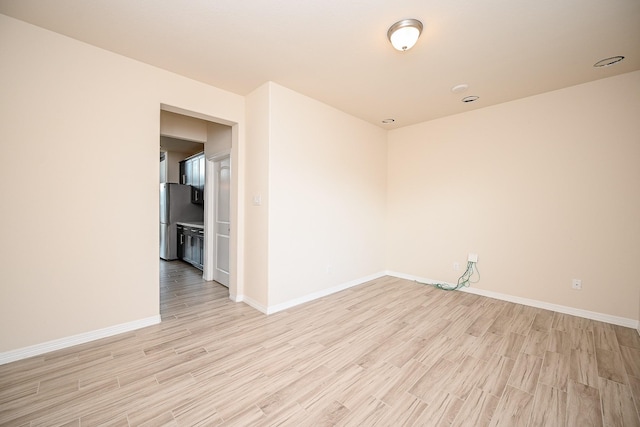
left=233, top=271, right=387, bottom=315
left=387, top=271, right=640, bottom=330
left=203, top=153, right=232, bottom=283
left=265, top=271, right=388, bottom=315
left=0, top=315, right=161, bottom=366
left=203, top=158, right=214, bottom=282
left=211, top=156, right=231, bottom=287
left=240, top=295, right=269, bottom=314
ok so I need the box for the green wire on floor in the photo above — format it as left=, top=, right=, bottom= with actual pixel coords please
left=416, top=260, right=480, bottom=291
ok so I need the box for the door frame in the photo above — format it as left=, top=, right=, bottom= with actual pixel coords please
left=160, top=103, right=241, bottom=303
left=204, top=149, right=231, bottom=286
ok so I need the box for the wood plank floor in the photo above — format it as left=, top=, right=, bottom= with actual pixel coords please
left=1, top=260, right=639, bottom=426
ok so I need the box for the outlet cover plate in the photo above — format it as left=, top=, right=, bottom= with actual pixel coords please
left=468, top=253, right=478, bottom=263
left=572, top=279, right=582, bottom=290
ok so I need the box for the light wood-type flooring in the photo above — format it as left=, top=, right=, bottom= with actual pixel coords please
left=1, top=260, right=639, bottom=426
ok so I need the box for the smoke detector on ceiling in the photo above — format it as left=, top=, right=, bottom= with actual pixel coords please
left=451, top=84, right=469, bottom=93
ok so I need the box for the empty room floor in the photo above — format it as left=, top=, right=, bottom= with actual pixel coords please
left=1, top=260, right=639, bottom=426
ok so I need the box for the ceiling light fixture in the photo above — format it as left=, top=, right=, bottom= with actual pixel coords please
left=387, top=19, right=423, bottom=51
left=382, top=118, right=395, bottom=124
left=593, top=56, right=625, bottom=68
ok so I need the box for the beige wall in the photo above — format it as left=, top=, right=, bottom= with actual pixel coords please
left=244, top=82, right=387, bottom=309
left=387, top=71, right=640, bottom=321
left=244, top=83, right=271, bottom=307
left=0, top=14, right=244, bottom=353
left=160, top=111, right=208, bottom=143
left=267, top=83, right=387, bottom=306
left=163, top=151, right=187, bottom=183
left=206, top=122, right=232, bottom=157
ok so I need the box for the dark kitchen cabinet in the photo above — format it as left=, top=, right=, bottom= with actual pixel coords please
left=196, top=155, right=205, bottom=203
left=179, top=152, right=205, bottom=204
left=177, top=225, right=203, bottom=271
left=192, top=228, right=204, bottom=270
left=191, top=157, right=202, bottom=204
left=184, top=232, right=193, bottom=265
left=176, top=224, right=185, bottom=259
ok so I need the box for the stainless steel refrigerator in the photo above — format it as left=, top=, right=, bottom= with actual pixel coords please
left=160, top=183, right=203, bottom=260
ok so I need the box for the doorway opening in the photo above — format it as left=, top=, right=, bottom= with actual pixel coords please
left=159, top=107, right=234, bottom=301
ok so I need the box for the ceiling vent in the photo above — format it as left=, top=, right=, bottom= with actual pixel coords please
left=593, top=56, right=625, bottom=67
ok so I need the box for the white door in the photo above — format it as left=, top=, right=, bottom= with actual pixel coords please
left=213, top=157, right=230, bottom=286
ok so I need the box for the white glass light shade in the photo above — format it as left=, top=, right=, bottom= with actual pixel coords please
left=387, top=19, right=423, bottom=51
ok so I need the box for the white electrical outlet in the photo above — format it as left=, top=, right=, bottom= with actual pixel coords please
left=572, top=279, right=582, bottom=290
left=468, top=253, right=478, bottom=263
left=453, top=262, right=460, bottom=271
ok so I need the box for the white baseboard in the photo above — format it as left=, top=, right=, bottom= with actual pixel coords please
left=387, top=271, right=640, bottom=330
left=239, top=295, right=269, bottom=314
left=0, top=315, right=161, bottom=366
left=237, top=271, right=388, bottom=316
left=265, top=271, right=388, bottom=315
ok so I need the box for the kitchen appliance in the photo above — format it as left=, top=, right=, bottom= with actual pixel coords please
left=160, top=183, right=203, bottom=260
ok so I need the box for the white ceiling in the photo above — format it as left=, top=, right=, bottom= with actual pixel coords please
left=1, top=0, right=638, bottom=129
